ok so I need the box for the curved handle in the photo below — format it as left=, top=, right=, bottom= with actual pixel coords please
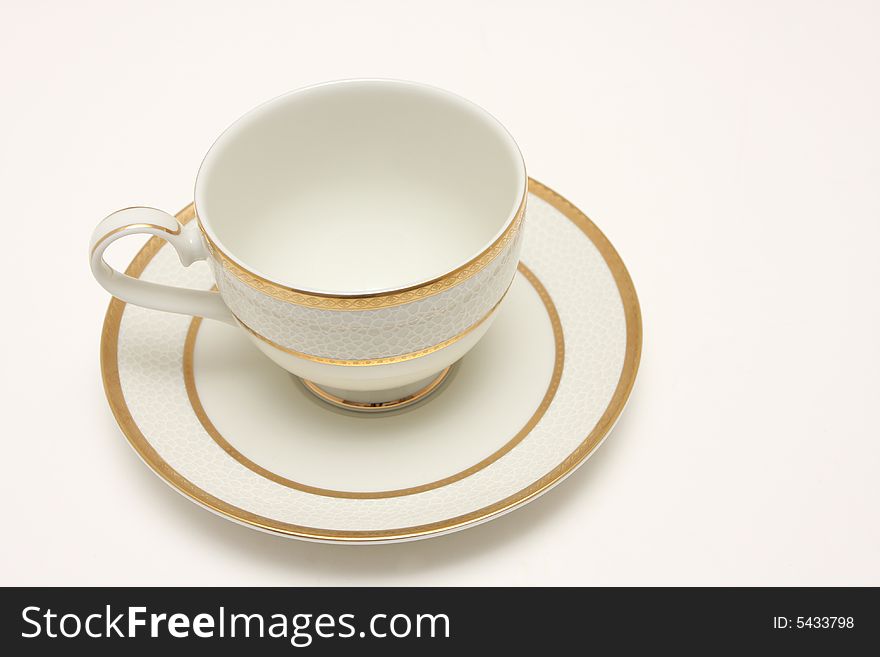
left=90, top=207, right=234, bottom=324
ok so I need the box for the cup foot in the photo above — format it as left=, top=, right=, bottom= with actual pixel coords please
left=301, top=367, right=451, bottom=413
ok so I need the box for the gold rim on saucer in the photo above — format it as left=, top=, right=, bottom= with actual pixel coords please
left=100, top=177, right=642, bottom=542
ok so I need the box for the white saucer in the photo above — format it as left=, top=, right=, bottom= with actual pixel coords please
left=100, top=179, right=642, bottom=544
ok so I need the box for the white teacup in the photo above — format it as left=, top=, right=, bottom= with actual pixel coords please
left=90, top=80, right=527, bottom=411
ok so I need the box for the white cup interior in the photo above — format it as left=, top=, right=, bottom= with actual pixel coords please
left=195, top=80, right=526, bottom=293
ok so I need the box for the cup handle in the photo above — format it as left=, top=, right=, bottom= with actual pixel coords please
left=90, top=206, right=235, bottom=325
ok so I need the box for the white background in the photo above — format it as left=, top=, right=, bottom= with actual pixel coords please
left=1, top=0, right=878, bottom=585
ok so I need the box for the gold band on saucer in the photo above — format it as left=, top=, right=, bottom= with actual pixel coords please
left=197, top=191, right=526, bottom=311
left=100, top=178, right=643, bottom=542
left=180, top=261, right=563, bottom=500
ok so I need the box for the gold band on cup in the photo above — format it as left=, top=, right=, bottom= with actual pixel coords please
left=229, top=281, right=513, bottom=367
left=197, top=191, right=527, bottom=311
left=300, top=368, right=452, bottom=412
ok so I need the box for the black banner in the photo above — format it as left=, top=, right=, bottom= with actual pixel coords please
left=1, top=587, right=876, bottom=653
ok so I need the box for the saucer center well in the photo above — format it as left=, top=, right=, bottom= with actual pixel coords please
left=188, top=268, right=558, bottom=496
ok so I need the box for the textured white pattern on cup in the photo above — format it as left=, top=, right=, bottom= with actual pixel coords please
left=209, top=229, right=523, bottom=361
left=115, top=192, right=627, bottom=533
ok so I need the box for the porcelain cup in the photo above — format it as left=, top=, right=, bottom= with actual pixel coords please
left=90, top=79, right=527, bottom=410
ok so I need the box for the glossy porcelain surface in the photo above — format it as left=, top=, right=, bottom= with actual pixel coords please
left=90, top=80, right=527, bottom=402
left=195, top=80, right=526, bottom=293
left=100, top=180, right=642, bottom=543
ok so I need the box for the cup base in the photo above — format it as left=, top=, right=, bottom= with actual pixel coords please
left=301, top=367, right=451, bottom=413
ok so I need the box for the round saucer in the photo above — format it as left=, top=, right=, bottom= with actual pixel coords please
left=100, top=179, right=642, bottom=544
